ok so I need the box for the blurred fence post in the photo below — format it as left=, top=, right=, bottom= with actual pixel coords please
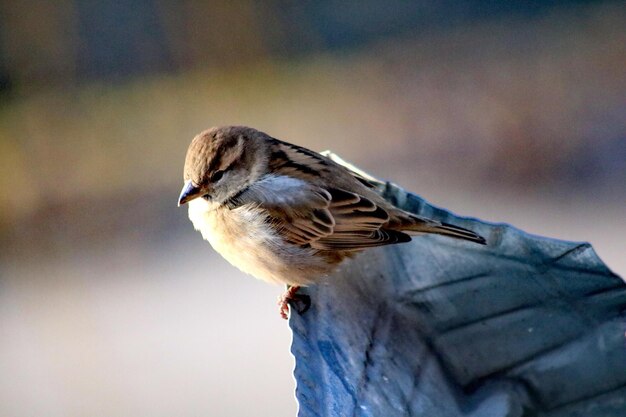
left=289, top=152, right=626, bottom=417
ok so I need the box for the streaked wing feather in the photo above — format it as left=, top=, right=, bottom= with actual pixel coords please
left=311, top=189, right=411, bottom=251
left=312, top=229, right=411, bottom=251
left=268, top=140, right=332, bottom=180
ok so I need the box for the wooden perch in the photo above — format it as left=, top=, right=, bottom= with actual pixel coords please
left=289, top=152, right=626, bottom=417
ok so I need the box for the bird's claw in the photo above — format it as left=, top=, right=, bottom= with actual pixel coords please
left=278, top=286, right=311, bottom=320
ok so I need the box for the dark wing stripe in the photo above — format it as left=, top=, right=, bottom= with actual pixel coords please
left=352, top=173, right=377, bottom=188
left=293, top=218, right=333, bottom=236
left=279, top=140, right=329, bottom=161
left=268, top=140, right=329, bottom=178
left=269, top=148, right=321, bottom=176
left=282, top=226, right=321, bottom=244
left=330, top=199, right=379, bottom=214
left=331, top=206, right=388, bottom=221
left=281, top=161, right=321, bottom=177
left=327, top=189, right=361, bottom=206
left=312, top=209, right=335, bottom=227
left=312, top=229, right=411, bottom=250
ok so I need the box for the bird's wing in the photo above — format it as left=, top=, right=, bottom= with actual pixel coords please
left=266, top=138, right=334, bottom=180
left=313, top=188, right=411, bottom=250
left=227, top=175, right=411, bottom=250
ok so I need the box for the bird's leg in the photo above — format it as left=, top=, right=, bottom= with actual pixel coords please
left=278, top=285, right=311, bottom=320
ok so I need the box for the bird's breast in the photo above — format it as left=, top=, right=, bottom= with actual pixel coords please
left=187, top=199, right=332, bottom=285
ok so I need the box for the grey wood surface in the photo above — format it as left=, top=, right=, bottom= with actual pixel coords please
left=289, top=153, right=626, bottom=417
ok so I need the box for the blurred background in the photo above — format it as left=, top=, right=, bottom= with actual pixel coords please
left=0, top=1, right=624, bottom=415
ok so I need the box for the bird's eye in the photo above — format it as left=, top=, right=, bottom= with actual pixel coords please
left=211, top=170, right=224, bottom=183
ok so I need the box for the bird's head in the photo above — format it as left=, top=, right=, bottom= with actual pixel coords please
left=178, top=126, right=268, bottom=206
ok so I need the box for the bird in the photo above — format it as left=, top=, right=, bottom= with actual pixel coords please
left=178, top=126, right=486, bottom=319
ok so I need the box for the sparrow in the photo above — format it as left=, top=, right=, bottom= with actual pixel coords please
left=178, top=126, right=486, bottom=319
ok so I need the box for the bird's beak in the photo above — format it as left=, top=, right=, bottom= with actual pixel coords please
left=178, top=181, right=203, bottom=206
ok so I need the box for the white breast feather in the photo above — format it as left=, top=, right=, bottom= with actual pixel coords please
left=187, top=176, right=332, bottom=285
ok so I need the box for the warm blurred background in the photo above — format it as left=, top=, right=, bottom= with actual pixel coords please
left=0, top=1, right=624, bottom=416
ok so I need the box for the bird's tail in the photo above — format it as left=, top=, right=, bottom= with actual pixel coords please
left=427, top=222, right=486, bottom=244
left=403, top=215, right=487, bottom=245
